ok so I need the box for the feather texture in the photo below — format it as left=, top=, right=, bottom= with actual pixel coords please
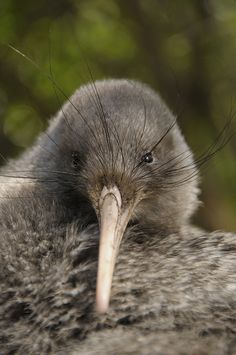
left=0, top=80, right=235, bottom=354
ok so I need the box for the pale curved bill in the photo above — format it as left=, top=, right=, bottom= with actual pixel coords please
left=96, top=186, right=134, bottom=313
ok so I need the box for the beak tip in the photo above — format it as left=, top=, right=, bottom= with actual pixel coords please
left=96, top=298, right=109, bottom=314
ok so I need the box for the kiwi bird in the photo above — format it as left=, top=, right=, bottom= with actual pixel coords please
left=0, top=79, right=236, bottom=355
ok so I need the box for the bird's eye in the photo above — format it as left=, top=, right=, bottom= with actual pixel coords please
left=71, top=151, right=81, bottom=169
left=141, top=152, right=153, bottom=164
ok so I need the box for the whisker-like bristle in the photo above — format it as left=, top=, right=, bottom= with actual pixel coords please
left=1, top=47, right=235, bottom=353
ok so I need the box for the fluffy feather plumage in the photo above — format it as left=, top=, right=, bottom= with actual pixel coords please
left=0, top=80, right=235, bottom=354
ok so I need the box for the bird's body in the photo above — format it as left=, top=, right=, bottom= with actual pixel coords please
left=0, top=80, right=235, bottom=354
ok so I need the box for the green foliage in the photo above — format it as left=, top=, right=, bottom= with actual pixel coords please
left=3, top=104, right=42, bottom=147
left=0, top=0, right=235, bottom=230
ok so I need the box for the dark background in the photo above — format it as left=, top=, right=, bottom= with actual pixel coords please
left=0, top=0, right=235, bottom=231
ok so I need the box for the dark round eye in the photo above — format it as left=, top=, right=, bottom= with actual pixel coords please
left=71, top=151, right=81, bottom=168
left=141, top=152, right=153, bottom=164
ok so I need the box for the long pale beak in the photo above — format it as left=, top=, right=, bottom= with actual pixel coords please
left=96, top=186, right=134, bottom=313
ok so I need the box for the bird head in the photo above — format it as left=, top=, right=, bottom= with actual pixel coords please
left=42, top=79, right=199, bottom=313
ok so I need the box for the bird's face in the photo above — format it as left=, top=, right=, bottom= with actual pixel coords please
left=48, top=80, right=199, bottom=313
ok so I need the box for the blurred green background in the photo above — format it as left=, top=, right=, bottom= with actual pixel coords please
left=0, top=0, right=235, bottom=231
